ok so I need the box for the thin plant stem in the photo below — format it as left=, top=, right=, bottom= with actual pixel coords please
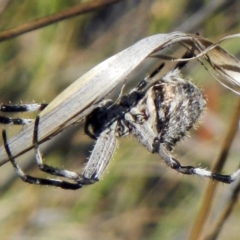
left=0, top=0, right=125, bottom=42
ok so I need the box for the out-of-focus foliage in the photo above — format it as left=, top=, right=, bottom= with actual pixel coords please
left=0, top=1, right=239, bottom=240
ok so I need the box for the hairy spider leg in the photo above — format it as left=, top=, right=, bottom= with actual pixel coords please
left=158, top=145, right=240, bottom=184
left=0, top=103, right=48, bottom=125
left=81, top=121, right=117, bottom=184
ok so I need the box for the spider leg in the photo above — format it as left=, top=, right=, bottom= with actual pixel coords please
left=124, top=86, right=160, bottom=153
left=133, top=63, right=165, bottom=92
left=0, top=103, right=48, bottom=113
left=158, top=145, right=240, bottom=184
left=132, top=47, right=195, bottom=94
left=0, top=103, right=48, bottom=125
left=2, top=129, right=82, bottom=190
left=79, top=121, right=118, bottom=184
left=0, top=116, right=33, bottom=125
left=33, top=116, right=117, bottom=186
left=32, top=116, right=83, bottom=184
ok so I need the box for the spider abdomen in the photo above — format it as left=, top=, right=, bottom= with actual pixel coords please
left=156, top=71, right=206, bottom=150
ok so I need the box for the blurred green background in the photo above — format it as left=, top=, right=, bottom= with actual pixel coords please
left=0, top=0, right=240, bottom=239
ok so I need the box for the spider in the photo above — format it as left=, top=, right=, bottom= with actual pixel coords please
left=1, top=51, right=240, bottom=190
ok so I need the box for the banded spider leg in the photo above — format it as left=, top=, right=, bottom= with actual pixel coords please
left=0, top=103, right=48, bottom=125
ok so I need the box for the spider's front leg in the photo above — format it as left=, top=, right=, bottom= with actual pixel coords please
left=79, top=121, right=118, bottom=184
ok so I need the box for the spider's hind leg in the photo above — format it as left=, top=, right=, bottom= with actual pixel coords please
left=158, top=145, right=240, bottom=184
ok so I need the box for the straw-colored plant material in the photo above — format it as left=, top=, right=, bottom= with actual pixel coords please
left=0, top=32, right=240, bottom=166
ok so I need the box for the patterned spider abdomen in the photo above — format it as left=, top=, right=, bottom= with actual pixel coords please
left=125, top=69, right=206, bottom=153
left=154, top=69, right=206, bottom=150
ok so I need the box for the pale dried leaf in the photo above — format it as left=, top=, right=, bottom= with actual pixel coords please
left=175, top=33, right=240, bottom=94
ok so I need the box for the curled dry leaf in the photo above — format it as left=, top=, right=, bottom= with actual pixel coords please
left=174, top=33, right=240, bottom=94
left=0, top=32, right=239, bottom=165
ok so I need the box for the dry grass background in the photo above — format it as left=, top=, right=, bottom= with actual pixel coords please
left=0, top=0, right=240, bottom=239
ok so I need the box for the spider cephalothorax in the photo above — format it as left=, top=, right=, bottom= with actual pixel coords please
left=1, top=54, right=240, bottom=190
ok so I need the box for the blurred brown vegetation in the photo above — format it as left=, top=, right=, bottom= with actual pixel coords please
left=0, top=0, right=240, bottom=239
